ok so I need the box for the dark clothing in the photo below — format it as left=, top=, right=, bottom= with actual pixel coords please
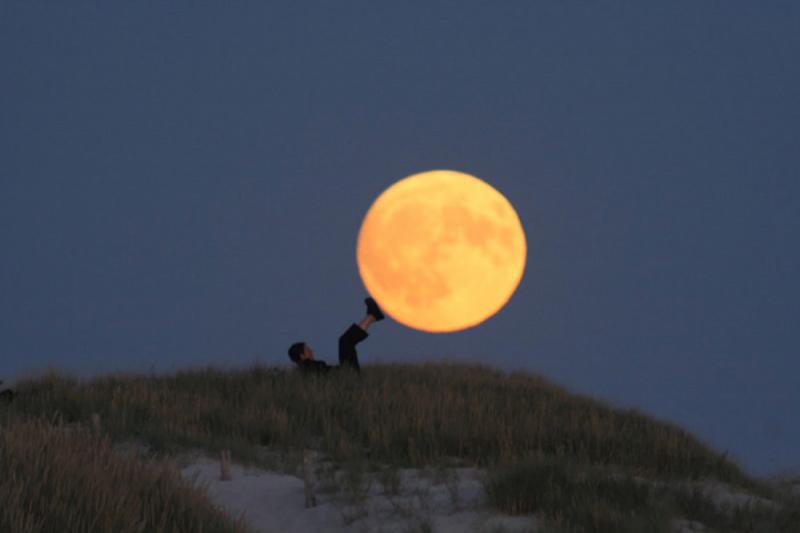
left=337, top=323, right=369, bottom=370
left=296, top=359, right=334, bottom=375
left=296, top=323, right=369, bottom=375
left=0, top=389, right=15, bottom=403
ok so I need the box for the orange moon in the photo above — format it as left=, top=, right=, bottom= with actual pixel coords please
left=356, top=170, right=527, bottom=333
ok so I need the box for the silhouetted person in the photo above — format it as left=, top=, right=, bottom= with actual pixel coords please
left=0, top=381, right=15, bottom=403
left=288, top=297, right=385, bottom=374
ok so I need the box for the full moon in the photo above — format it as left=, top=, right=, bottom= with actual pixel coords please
left=357, top=170, right=527, bottom=333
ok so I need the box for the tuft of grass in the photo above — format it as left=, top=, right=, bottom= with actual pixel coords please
left=405, top=515, right=434, bottom=533
left=485, top=457, right=800, bottom=533
left=377, top=464, right=403, bottom=495
left=484, top=457, right=669, bottom=533
left=0, top=416, right=247, bottom=533
left=664, top=482, right=800, bottom=533
left=338, top=458, right=373, bottom=507
left=442, top=468, right=461, bottom=508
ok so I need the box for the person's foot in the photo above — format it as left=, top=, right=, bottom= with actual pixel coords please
left=365, top=297, right=385, bottom=321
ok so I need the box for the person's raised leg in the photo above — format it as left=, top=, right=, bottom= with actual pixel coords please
left=338, top=322, right=368, bottom=372
left=339, top=298, right=384, bottom=371
left=358, top=314, right=376, bottom=331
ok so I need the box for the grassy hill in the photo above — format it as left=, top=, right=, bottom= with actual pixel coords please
left=1, top=362, right=797, bottom=532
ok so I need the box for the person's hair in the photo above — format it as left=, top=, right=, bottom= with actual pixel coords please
left=288, top=342, right=305, bottom=363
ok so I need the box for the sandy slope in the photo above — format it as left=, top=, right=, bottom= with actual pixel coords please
left=114, top=439, right=793, bottom=533
left=179, top=453, right=537, bottom=533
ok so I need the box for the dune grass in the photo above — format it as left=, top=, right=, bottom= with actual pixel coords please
left=2, top=362, right=797, bottom=532
left=484, top=457, right=668, bottom=532
left=485, top=457, right=800, bottom=533
left=5, top=363, right=754, bottom=482
left=0, top=416, right=247, bottom=533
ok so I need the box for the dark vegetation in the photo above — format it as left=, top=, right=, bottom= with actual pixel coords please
left=0, top=417, right=246, bottom=533
left=1, top=363, right=798, bottom=532
left=0, top=380, right=16, bottom=403
left=485, top=457, right=799, bottom=533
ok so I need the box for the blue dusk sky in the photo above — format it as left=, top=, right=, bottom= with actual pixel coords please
left=1, top=3, right=798, bottom=476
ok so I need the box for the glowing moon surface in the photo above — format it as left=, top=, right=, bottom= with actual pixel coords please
left=357, top=170, right=527, bottom=333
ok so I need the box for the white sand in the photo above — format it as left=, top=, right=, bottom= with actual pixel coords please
left=179, top=453, right=538, bottom=533
left=176, top=449, right=788, bottom=533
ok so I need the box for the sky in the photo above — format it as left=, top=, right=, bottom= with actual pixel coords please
left=2, top=3, right=798, bottom=477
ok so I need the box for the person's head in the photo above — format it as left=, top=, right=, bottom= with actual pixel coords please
left=288, top=342, right=314, bottom=363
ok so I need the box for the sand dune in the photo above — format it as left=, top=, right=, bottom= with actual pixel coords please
left=179, top=453, right=537, bottom=533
